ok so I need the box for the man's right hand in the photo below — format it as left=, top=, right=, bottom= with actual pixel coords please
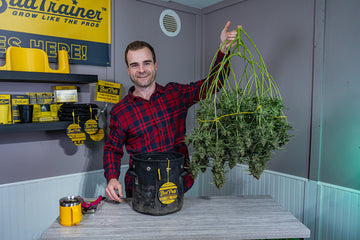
left=105, top=178, right=123, bottom=202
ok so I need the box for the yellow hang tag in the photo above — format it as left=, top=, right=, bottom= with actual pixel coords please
left=84, top=106, right=99, bottom=134
left=89, top=128, right=105, bottom=141
left=84, top=119, right=98, bottom=134
left=158, top=159, right=177, bottom=204
left=66, top=123, right=86, bottom=145
left=65, top=110, right=86, bottom=145
left=158, top=182, right=178, bottom=205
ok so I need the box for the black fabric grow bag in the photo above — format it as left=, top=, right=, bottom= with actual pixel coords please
left=130, top=152, right=186, bottom=215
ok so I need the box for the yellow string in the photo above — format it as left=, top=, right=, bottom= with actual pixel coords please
left=72, top=110, right=75, bottom=124
left=89, top=105, right=93, bottom=119
left=166, top=160, right=171, bottom=183
left=272, top=115, right=287, bottom=119
left=197, top=105, right=286, bottom=123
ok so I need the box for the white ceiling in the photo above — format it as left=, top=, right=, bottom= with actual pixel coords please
left=162, top=0, right=224, bottom=9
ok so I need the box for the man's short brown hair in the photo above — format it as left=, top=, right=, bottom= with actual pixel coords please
left=125, top=41, right=156, bottom=66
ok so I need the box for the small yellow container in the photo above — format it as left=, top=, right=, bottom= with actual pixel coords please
left=59, top=196, right=82, bottom=226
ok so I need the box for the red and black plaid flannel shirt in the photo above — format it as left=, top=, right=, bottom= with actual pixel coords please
left=103, top=51, right=228, bottom=196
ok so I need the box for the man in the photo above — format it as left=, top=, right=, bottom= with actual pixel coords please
left=103, top=21, right=240, bottom=202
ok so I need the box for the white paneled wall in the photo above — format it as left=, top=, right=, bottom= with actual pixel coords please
left=0, top=170, right=109, bottom=240
left=0, top=165, right=359, bottom=240
left=317, top=183, right=360, bottom=240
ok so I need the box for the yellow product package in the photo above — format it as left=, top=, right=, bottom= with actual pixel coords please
left=32, top=104, right=60, bottom=122
left=54, top=86, right=78, bottom=103
left=11, top=94, right=30, bottom=123
left=0, top=95, right=12, bottom=124
left=26, top=93, right=37, bottom=104
left=36, top=92, right=53, bottom=104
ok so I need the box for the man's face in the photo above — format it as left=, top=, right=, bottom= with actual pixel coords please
left=126, top=47, right=157, bottom=89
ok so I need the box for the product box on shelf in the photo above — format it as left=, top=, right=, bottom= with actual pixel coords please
left=54, top=86, right=78, bottom=103
left=11, top=94, right=30, bottom=123
left=0, top=94, right=12, bottom=124
left=36, top=92, right=53, bottom=104
left=26, top=92, right=37, bottom=104
left=32, top=104, right=60, bottom=122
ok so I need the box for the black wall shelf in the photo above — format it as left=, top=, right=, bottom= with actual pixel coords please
left=0, top=70, right=98, bottom=133
left=0, top=70, right=98, bottom=84
left=0, top=121, right=72, bottom=133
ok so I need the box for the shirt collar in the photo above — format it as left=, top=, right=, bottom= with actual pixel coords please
left=128, top=83, right=165, bottom=102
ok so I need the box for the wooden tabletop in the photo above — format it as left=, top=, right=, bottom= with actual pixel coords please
left=41, top=195, right=310, bottom=240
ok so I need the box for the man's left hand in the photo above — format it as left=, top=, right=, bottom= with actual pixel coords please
left=220, top=21, right=242, bottom=53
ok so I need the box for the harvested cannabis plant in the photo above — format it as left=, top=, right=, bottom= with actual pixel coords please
left=186, top=28, right=292, bottom=189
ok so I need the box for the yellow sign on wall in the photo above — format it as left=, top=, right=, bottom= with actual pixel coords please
left=95, top=80, right=122, bottom=104
left=0, top=0, right=111, bottom=66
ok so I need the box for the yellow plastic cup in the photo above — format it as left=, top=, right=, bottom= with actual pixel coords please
left=59, top=196, right=82, bottom=226
left=0, top=105, right=9, bottom=124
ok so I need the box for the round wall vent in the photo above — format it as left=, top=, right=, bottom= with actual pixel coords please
left=159, top=9, right=181, bottom=37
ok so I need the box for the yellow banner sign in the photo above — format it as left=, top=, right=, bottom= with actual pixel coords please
left=0, top=0, right=111, bottom=66
left=0, top=0, right=110, bottom=43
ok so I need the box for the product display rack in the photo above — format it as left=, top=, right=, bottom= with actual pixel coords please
left=0, top=70, right=98, bottom=133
